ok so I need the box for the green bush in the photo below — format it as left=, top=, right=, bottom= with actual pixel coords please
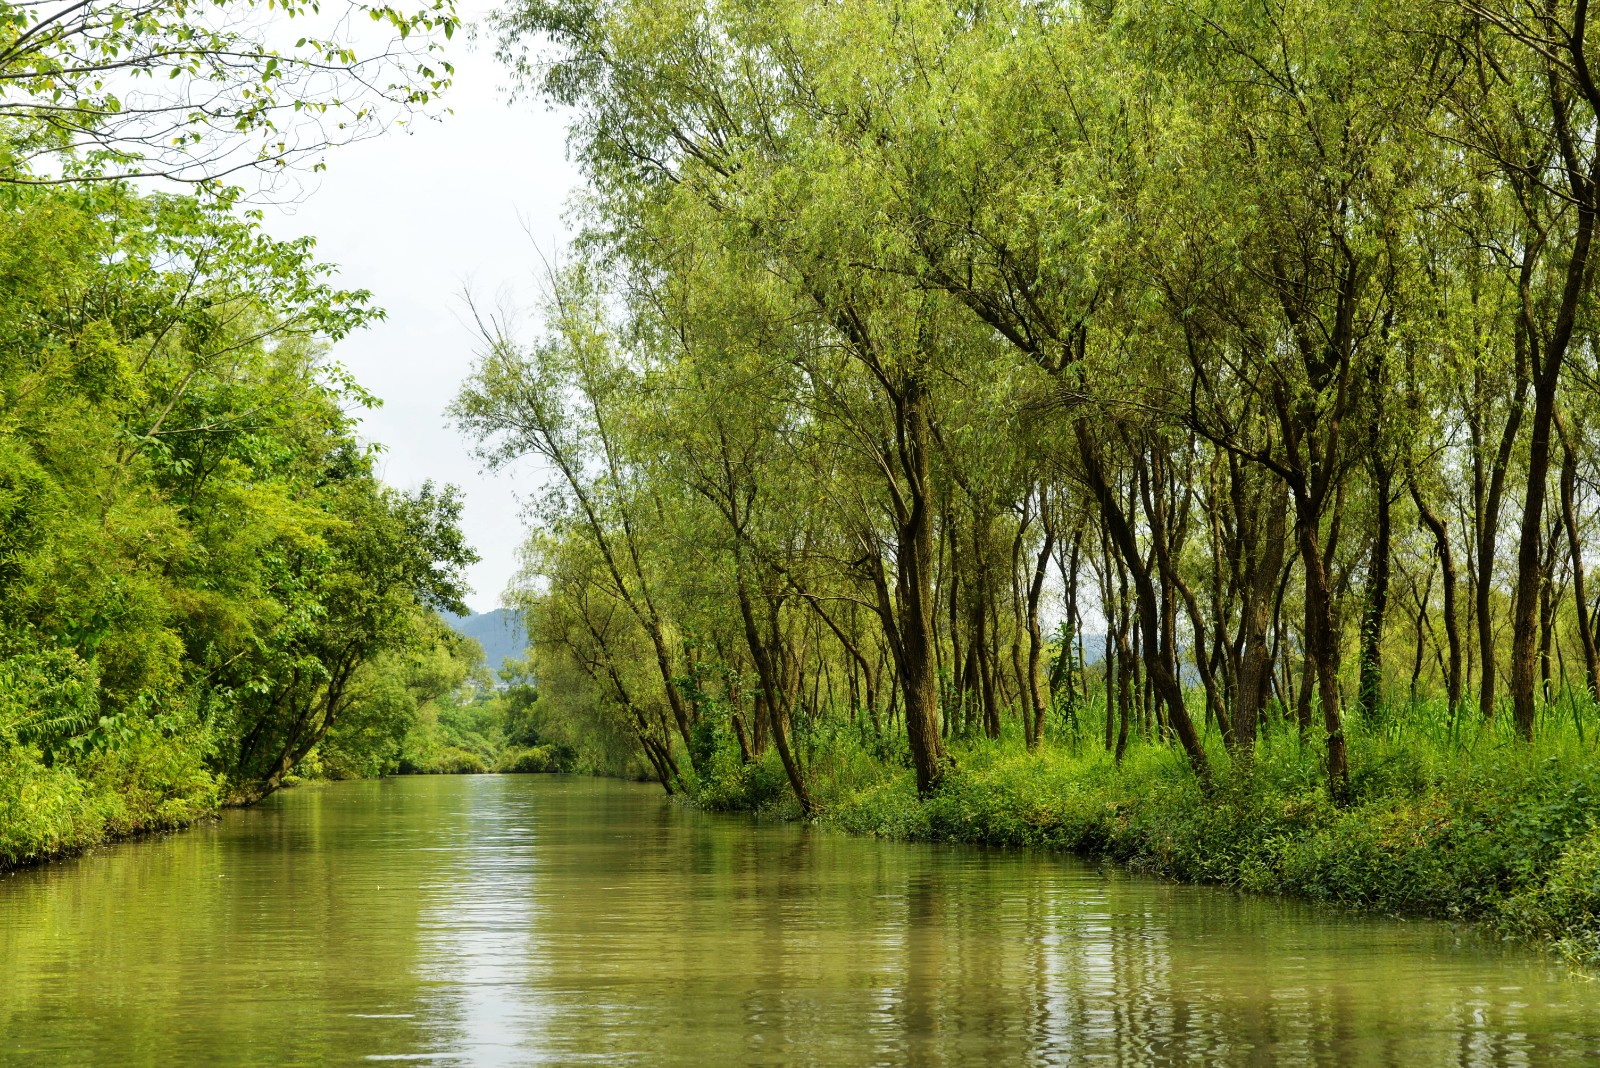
left=0, top=727, right=220, bottom=869
left=693, top=748, right=792, bottom=812
left=401, top=746, right=489, bottom=775
left=1500, top=826, right=1600, bottom=965
left=495, top=745, right=567, bottom=773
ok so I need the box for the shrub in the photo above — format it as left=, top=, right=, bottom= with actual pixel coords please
left=403, top=746, right=488, bottom=775
left=1499, top=827, right=1600, bottom=965
left=694, top=748, right=791, bottom=812
left=496, top=745, right=566, bottom=773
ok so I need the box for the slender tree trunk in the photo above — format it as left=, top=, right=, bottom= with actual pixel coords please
left=1236, top=479, right=1288, bottom=756
left=1511, top=382, right=1562, bottom=738
left=1476, top=347, right=1529, bottom=721
left=1357, top=459, right=1393, bottom=723
left=1114, top=586, right=1134, bottom=764
left=1024, top=506, right=1057, bottom=748
left=731, top=712, right=753, bottom=764
left=1297, top=581, right=1316, bottom=737
left=1507, top=31, right=1600, bottom=740
left=1295, top=504, right=1351, bottom=802
left=1061, top=525, right=1084, bottom=726
left=733, top=561, right=812, bottom=814
left=1103, top=528, right=1118, bottom=753
left=1412, top=480, right=1463, bottom=711
left=1078, top=424, right=1209, bottom=777
left=1411, top=565, right=1433, bottom=704
left=947, top=523, right=963, bottom=734
left=1557, top=411, right=1600, bottom=698
left=887, top=379, right=949, bottom=793
left=1539, top=534, right=1557, bottom=703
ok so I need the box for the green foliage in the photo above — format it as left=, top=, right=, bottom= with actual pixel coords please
left=313, top=627, right=477, bottom=779
left=0, top=0, right=483, bottom=869
left=495, top=744, right=570, bottom=773
left=472, top=0, right=1600, bottom=965
left=412, top=747, right=490, bottom=775
left=0, top=0, right=460, bottom=186
left=0, top=715, right=219, bottom=867
left=692, top=744, right=790, bottom=813
left=497, top=657, right=543, bottom=747
left=398, top=688, right=501, bottom=775
left=0, top=177, right=476, bottom=866
left=381, top=646, right=579, bottom=776
left=1501, top=827, right=1600, bottom=965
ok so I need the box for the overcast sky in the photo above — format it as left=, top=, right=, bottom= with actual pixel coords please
left=263, top=11, right=572, bottom=614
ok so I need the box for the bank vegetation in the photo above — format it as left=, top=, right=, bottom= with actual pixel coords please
left=0, top=0, right=478, bottom=868
left=466, top=0, right=1600, bottom=962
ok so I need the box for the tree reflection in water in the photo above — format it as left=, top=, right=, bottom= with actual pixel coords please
left=0, top=776, right=1595, bottom=1066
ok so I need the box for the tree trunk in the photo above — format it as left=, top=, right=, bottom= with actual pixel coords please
left=1475, top=349, right=1529, bottom=721
left=1078, top=424, right=1209, bottom=778
left=1235, top=478, right=1288, bottom=756
left=1295, top=503, right=1351, bottom=803
left=1357, top=458, right=1393, bottom=723
left=1411, top=479, right=1463, bottom=712
left=1024, top=511, right=1057, bottom=748
left=1511, top=383, right=1561, bottom=738
left=878, top=378, right=949, bottom=793
left=1114, top=584, right=1134, bottom=764
left=733, top=561, right=812, bottom=814
left=1557, top=411, right=1600, bottom=698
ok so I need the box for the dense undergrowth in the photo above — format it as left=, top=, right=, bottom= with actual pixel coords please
left=0, top=730, right=221, bottom=871
left=692, top=698, right=1600, bottom=967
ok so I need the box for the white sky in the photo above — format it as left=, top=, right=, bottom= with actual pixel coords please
left=263, top=14, right=573, bottom=613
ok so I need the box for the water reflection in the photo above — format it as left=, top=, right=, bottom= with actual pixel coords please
left=0, top=776, right=1597, bottom=1066
left=429, top=780, right=1600, bottom=1067
left=407, top=778, right=546, bottom=1064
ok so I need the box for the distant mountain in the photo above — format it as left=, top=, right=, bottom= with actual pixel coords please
left=442, top=608, right=529, bottom=674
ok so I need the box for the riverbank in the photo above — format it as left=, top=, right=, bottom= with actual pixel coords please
left=0, top=740, right=565, bottom=873
left=696, top=722, right=1600, bottom=967
left=10, top=711, right=1597, bottom=970
left=0, top=733, right=221, bottom=872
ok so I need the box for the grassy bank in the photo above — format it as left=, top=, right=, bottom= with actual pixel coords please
left=694, top=706, right=1600, bottom=967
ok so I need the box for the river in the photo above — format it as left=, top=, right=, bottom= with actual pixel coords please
left=1, top=775, right=1596, bottom=1065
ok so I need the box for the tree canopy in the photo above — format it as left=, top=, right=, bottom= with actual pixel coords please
left=0, top=0, right=476, bottom=865
left=0, top=0, right=459, bottom=187
left=467, top=0, right=1600, bottom=809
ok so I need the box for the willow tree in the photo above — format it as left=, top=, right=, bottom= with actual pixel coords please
left=484, top=0, right=1600, bottom=801
left=0, top=0, right=459, bottom=186
left=1442, top=0, right=1600, bottom=738
left=452, top=273, right=704, bottom=767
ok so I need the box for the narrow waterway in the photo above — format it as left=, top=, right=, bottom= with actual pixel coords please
left=1, top=775, right=1595, bottom=1066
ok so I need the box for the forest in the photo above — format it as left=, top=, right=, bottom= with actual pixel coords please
left=0, top=0, right=491, bottom=866
left=460, top=0, right=1600, bottom=960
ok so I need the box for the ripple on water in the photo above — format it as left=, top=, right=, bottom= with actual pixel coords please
left=0, top=775, right=1597, bottom=1066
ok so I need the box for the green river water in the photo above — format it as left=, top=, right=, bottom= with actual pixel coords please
left=1, top=775, right=1597, bottom=1066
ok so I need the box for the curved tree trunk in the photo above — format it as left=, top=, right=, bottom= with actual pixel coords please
left=1412, top=479, right=1463, bottom=712
left=1078, top=424, right=1209, bottom=778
